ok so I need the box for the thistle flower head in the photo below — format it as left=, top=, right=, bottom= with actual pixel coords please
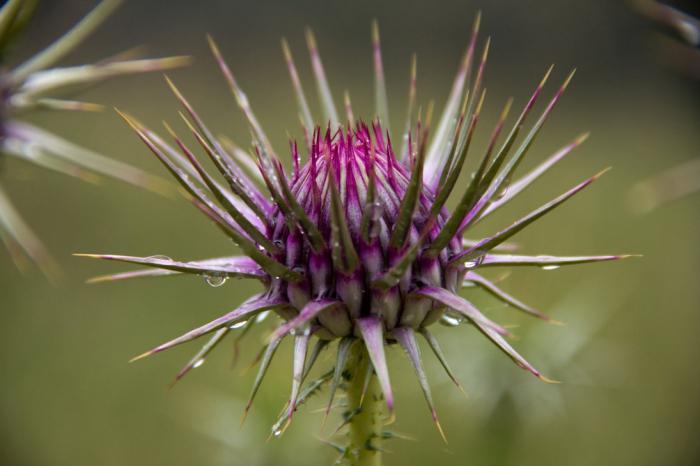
left=0, top=0, right=187, bottom=280
left=82, top=14, right=630, bottom=439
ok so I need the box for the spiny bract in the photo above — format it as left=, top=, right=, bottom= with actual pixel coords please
left=0, top=0, right=186, bottom=281
left=81, top=14, right=629, bottom=436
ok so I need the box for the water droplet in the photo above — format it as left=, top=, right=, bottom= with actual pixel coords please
left=441, top=315, right=462, bottom=327
left=464, top=255, right=485, bottom=269
left=272, top=429, right=282, bottom=438
left=255, top=310, right=270, bottom=323
left=229, top=320, right=248, bottom=329
left=541, top=265, right=560, bottom=271
left=494, top=185, right=509, bottom=201
left=204, top=275, right=228, bottom=287
left=368, top=201, right=383, bottom=220
left=493, top=175, right=513, bottom=202
left=192, top=359, right=205, bottom=369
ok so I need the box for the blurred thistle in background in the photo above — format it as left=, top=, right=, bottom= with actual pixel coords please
left=0, top=0, right=186, bottom=282
left=628, top=0, right=700, bottom=212
left=80, top=13, right=630, bottom=464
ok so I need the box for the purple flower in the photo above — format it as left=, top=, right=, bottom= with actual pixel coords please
left=81, top=14, right=629, bottom=442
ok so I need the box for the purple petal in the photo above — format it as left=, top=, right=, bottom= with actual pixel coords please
left=325, top=337, right=355, bottom=419
left=464, top=271, right=550, bottom=320
left=328, top=167, right=360, bottom=272
left=424, top=12, right=481, bottom=179
left=393, top=327, right=446, bottom=441
left=479, top=132, right=589, bottom=219
left=281, top=38, right=314, bottom=132
left=78, top=253, right=265, bottom=281
left=270, top=299, right=342, bottom=342
left=286, top=333, right=310, bottom=419
left=372, top=20, right=390, bottom=130
left=458, top=69, right=577, bottom=234
left=413, top=286, right=509, bottom=336
left=479, top=253, right=631, bottom=268
left=419, top=328, right=465, bottom=394
left=170, top=327, right=229, bottom=387
left=131, top=296, right=287, bottom=361
left=357, top=316, right=394, bottom=412
left=451, top=168, right=608, bottom=266
left=243, top=337, right=283, bottom=421
left=305, top=28, right=339, bottom=126
left=163, top=121, right=277, bottom=253
left=419, top=291, right=550, bottom=381
left=207, top=35, right=277, bottom=157
left=399, top=54, right=417, bottom=162
left=472, top=316, right=553, bottom=382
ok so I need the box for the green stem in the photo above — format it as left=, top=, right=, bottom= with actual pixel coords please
left=344, top=343, right=384, bottom=466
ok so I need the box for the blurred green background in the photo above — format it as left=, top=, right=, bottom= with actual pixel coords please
left=1, top=0, right=699, bottom=465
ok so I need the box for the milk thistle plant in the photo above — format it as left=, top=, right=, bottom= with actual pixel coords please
left=0, top=0, right=186, bottom=281
left=81, top=14, right=629, bottom=465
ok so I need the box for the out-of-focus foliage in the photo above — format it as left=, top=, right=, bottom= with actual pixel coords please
left=628, top=1, right=700, bottom=212
left=0, top=0, right=186, bottom=281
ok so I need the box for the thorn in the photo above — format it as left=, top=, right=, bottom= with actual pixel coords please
left=381, top=430, right=417, bottom=441
left=305, top=27, right=318, bottom=52
left=114, top=107, right=140, bottom=131
left=206, top=33, right=221, bottom=57
left=72, top=101, right=104, bottom=112
left=456, top=382, right=469, bottom=399
left=540, top=64, right=555, bottom=88
left=575, top=131, right=590, bottom=145
left=474, top=88, right=486, bottom=115
left=72, top=253, right=99, bottom=258
left=129, top=351, right=152, bottom=363
left=281, top=37, right=292, bottom=60
left=371, top=18, right=380, bottom=44
left=538, top=375, right=561, bottom=384
left=619, top=254, right=643, bottom=260
left=161, top=120, right=178, bottom=140
left=315, top=436, right=346, bottom=453
left=562, top=68, right=577, bottom=89
left=593, top=166, right=612, bottom=179
left=473, top=11, right=482, bottom=34
left=434, top=415, right=448, bottom=444
left=164, top=74, right=182, bottom=98
left=84, top=276, right=107, bottom=284
left=240, top=408, right=250, bottom=427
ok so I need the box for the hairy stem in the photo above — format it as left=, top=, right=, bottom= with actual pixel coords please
left=344, top=342, right=384, bottom=466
